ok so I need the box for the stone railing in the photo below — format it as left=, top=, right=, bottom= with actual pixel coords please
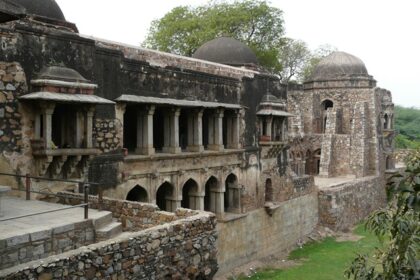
left=56, top=191, right=198, bottom=231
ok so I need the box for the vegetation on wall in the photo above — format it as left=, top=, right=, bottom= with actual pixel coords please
left=345, top=150, right=420, bottom=279
left=395, top=106, right=420, bottom=149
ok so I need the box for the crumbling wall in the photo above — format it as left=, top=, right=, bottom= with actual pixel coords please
left=0, top=213, right=218, bottom=280
left=56, top=192, right=198, bottom=231
left=318, top=175, right=386, bottom=231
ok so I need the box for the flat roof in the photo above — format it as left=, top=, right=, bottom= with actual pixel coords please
left=19, top=92, right=115, bottom=104
left=115, top=94, right=242, bottom=109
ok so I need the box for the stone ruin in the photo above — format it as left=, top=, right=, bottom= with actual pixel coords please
left=0, top=0, right=395, bottom=277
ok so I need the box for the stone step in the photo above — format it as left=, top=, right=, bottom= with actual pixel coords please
left=96, top=221, right=122, bottom=241
left=92, top=212, right=113, bottom=230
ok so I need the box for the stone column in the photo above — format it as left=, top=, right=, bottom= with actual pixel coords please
left=41, top=103, right=55, bottom=149
left=208, top=109, right=224, bottom=151
left=163, top=108, right=181, bottom=154
left=189, top=192, right=204, bottom=211
left=187, top=109, right=204, bottom=152
left=166, top=198, right=181, bottom=212
left=266, top=116, right=273, bottom=141
left=232, top=112, right=240, bottom=148
left=85, top=107, right=95, bottom=148
left=210, top=190, right=225, bottom=215
left=144, top=106, right=156, bottom=155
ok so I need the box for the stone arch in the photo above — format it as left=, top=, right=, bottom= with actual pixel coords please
left=384, top=113, right=389, bottom=129
left=181, top=178, right=200, bottom=210
left=321, top=99, right=334, bottom=133
left=204, top=176, right=223, bottom=214
left=156, top=182, right=175, bottom=212
left=126, top=185, right=148, bottom=202
left=265, top=178, right=273, bottom=202
left=224, top=173, right=241, bottom=213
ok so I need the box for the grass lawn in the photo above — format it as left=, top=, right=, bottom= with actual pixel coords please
left=242, top=225, right=380, bottom=280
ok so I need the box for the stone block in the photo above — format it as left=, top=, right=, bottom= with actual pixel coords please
left=31, top=229, right=52, bottom=242
left=6, top=233, right=29, bottom=247
left=53, top=224, right=75, bottom=235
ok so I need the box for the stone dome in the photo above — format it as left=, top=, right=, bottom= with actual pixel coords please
left=192, top=37, right=259, bottom=66
left=13, top=0, right=65, bottom=21
left=308, top=51, right=369, bottom=81
left=36, top=66, right=89, bottom=83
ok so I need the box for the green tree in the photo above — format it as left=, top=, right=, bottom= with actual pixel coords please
left=278, top=38, right=311, bottom=83
left=143, top=0, right=285, bottom=72
left=345, top=150, right=420, bottom=279
left=395, top=106, right=420, bottom=149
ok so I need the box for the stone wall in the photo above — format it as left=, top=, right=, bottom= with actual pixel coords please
left=93, top=118, right=122, bottom=153
left=0, top=220, right=95, bottom=270
left=0, top=212, right=218, bottom=280
left=318, top=175, right=386, bottom=231
left=0, top=62, right=26, bottom=152
left=216, top=193, right=318, bottom=274
left=56, top=192, right=198, bottom=231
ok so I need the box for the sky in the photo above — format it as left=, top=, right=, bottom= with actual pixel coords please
left=55, top=0, right=420, bottom=107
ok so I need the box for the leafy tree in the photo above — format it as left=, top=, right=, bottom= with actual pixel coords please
left=395, top=106, right=420, bottom=149
left=143, top=0, right=285, bottom=72
left=278, top=38, right=311, bottom=83
left=345, top=150, right=420, bottom=279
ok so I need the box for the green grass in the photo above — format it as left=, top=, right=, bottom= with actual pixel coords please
left=242, top=225, right=380, bottom=280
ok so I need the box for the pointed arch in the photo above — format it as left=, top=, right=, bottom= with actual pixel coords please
left=181, top=178, right=199, bottom=210
left=126, top=185, right=148, bottom=202
left=225, top=173, right=240, bottom=212
left=156, top=182, right=174, bottom=212
left=204, top=176, right=221, bottom=213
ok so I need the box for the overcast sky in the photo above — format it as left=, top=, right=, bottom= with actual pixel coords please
left=55, top=0, right=420, bottom=107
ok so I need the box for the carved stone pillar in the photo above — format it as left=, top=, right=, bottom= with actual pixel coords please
left=208, top=109, right=224, bottom=151
left=41, top=103, right=55, bottom=149
left=85, top=107, right=95, bottom=148
left=163, top=108, right=181, bottom=153
left=136, top=106, right=155, bottom=155
left=187, top=109, right=204, bottom=152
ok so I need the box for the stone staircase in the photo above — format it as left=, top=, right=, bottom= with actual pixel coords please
left=92, top=212, right=122, bottom=241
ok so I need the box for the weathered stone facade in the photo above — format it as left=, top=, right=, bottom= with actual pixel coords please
left=318, top=176, right=386, bottom=231
left=56, top=191, right=201, bottom=232
left=0, top=212, right=218, bottom=280
left=0, top=1, right=395, bottom=276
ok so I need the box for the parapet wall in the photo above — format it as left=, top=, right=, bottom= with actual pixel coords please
left=318, top=175, right=386, bottom=231
left=0, top=219, right=95, bottom=270
left=0, top=213, right=218, bottom=280
left=56, top=192, right=197, bottom=231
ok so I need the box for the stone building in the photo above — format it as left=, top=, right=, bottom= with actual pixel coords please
left=0, top=0, right=393, bottom=275
left=288, top=51, right=395, bottom=178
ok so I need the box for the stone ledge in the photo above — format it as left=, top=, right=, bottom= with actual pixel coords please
left=123, top=148, right=245, bottom=162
